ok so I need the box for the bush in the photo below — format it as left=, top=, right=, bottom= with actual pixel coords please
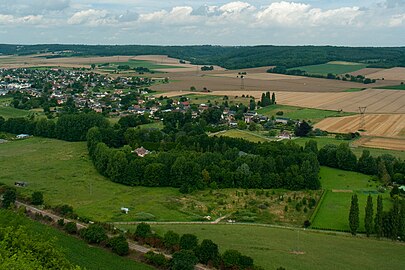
left=31, top=191, right=44, bottom=205
left=57, top=219, right=65, bottom=227
left=135, top=222, right=152, bottom=240
left=164, top=230, right=180, bottom=252
left=54, top=204, right=74, bottom=216
left=144, top=251, right=168, bottom=267
left=64, top=222, right=77, bottom=234
left=107, top=235, right=129, bottom=256
left=180, top=234, right=198, bottom=251
left=80, top=224, right=108, bottom=244
left=2, top=188, right=16, bottom=208
left=171, top=250, right=198, bottom=270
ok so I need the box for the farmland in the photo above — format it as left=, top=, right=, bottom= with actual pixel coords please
left=116, top=223, right=405, bottom=270
left=291, top=61, right=368, bottom=76
left=211, top=129, right=271, bottom=143
left=314, top=114, right=405, bottom=138
left=256, top=104, right=354, bottom=123
left=0, top=209, right=153, bottom=270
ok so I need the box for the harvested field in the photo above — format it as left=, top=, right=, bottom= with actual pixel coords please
left=314, top=114, right=405, bottom=137
left=151, top=72, right=363, bottom=93
left=161, top=89, right=405, bottom=114
left=349, top=68, right=384, bottom=77
left=367, top=67, right=405, bottom=81
left=353, top=137, right=405, bottom=151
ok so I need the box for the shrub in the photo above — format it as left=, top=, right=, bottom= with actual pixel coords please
left=144, top=251, right=168, bottom=267
left=171, top=250, right=198, bottom=270
left=31, top=191, right=44, bottom=205
left=57, top=219, right=65, bottom=227
left=164, top=230, right=180, bottom=252
left=180, top=234, right=198, bottom=251
left=64, top=222, right=77, bottom=234
left=80, top=224, right=108, bottom=244
left=135, top=222, right=152, bottom=240
left=107, top=235, right=129, bottom=256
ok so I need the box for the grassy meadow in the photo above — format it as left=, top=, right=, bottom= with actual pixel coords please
left=0, top=209, right=153, bottom=270
left=213, top=129, right=272, bottom=143
left=311, top=167, right=392, bottom=232
left=256, top=104, right=354, bottom=123
left=291, top=61, right=367, bottom=76
left=115, top=223, right=405, bottom=270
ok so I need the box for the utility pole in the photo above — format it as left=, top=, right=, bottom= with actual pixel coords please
left=358, top=106, right=367, bottom=130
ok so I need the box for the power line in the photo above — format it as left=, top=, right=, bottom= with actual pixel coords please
left=358, top=106, right=367, bottom=130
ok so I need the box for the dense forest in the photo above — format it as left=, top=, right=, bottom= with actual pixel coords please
left=1, top=44, right=405, bottom=69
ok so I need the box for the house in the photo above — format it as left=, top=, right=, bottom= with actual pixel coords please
left=134, top=146, right=150, bottom=157
left=278, top=131, right=292, bottom=139
left=275, top=117, right=290, bottom=124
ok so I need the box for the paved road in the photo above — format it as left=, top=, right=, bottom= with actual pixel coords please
left=15, top=201, right=210, bottom=270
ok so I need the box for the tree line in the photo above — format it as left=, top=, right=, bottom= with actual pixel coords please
left=349, top=194, right=405, bottom=240
left=2, top=44, right=405, bottom=69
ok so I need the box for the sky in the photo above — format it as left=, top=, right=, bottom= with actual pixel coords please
left=0, top=0, right=405, bottom=46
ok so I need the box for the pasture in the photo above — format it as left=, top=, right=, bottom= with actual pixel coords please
left=0, top=105, right=32, bottom=119
left=117, top=223, right=405, bottom=270
left=291, top=61, right=367, bottom=76
left=212, top=129, right=271, bottom=143
left=257, top=104, right=354, bottom=123
left=311, top=167, right=392, bottom=232
left=0, top=209, right=153, bottom=270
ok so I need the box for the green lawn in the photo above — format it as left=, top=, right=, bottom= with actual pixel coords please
left=291, top=61, right=367, bottom=76
left=98, top=60, right=184, bottom=71
left=117, top=224, right=405, bottom=270
left=375, top=84, right=405, bottom=90
left=311, top=167, right=392, bottom=232
left=0, top=106, right=32, bottom=119
left=0, top=209, right=153, bottom=270
left=213, top=129, right=272, bottom=143
left=257, top=104, right=354, bottom=123
left=0, top=137, right=196, bottom=222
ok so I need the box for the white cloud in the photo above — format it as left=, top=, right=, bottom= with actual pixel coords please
left=139, top=6, right=199, bottom=25
left=219, top=1, right=255, bottom=13
left=256, top=2, right=362, bottom=27
left=67, top=9, right=116, bottom=26
left=0, top=14, right=44, bottom=25
left=389, top=13, right=405, bottom=26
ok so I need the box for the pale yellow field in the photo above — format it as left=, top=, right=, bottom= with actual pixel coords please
left=210, top=72, right=304, bottom=80
left=314, top=114, right=405, bottom=137
left=352, top=137, right=405, bottom=151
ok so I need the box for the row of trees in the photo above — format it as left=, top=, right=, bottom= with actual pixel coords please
left=349, top=195, right=405, bottom=240
left=0, top=113, right=109, bottom=141
left=134, top=223, right=260, bottom=270
left=258, top=91, right=276, bottom=107
left=318, top=144, right=405, bottom=184
left=87, top=127, right=321, bottom=192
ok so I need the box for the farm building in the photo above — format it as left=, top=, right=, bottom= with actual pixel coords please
left=278, top=131, right=292, bottom=139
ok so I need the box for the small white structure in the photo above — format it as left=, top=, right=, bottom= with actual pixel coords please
left=121, top=207, right=129, bottom=214
left=16, top=134, right=30, bottom=139
left=203, top=215, right=212, bottom=221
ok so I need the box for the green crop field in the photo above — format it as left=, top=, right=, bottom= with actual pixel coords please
left=375, top=84, right=405, bottom=90
left=98, top=59, right=184, bottom=71
left=311, top=167, right=392, bottom=232
left=115, top=223, right=405, bottom=270
left=0, top=209, right=153, bottom=270
left=257, top=104, right=354, bottom=123
left=0, top=137, right=196, bottom=222
left=291, top=61, right=367, bottom=76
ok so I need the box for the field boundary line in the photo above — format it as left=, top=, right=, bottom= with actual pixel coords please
left=309, top=189, right=327, bottom=224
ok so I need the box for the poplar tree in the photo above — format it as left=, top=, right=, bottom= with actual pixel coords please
left=374, top=195, right=383, bottom=238
left=349, top=194, right=359, bottom=235
left=364, top=194, right=373, bottom=237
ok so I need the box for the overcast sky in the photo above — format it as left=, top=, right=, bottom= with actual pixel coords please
left=0, top=0, right=405, bottom=46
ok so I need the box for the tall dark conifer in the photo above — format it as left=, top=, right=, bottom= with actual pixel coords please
left=349, top=194, right=359, bottom=235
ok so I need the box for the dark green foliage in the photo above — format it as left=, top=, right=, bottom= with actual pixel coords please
left=56, top=113, right=109, bottom=141
left=294, top=121, right=312, bottom=137
left=135, top=223, right=152, bottom=240
left=171, top=250, right=198, bottom=270
left=375, top=195, right=383, bottom=238
left=54, top=204, right=74, bottom=216
left=349, top=194, right=359, bottom=235
left=118, top=115, right=150, bottom=129
left=390, top=186, right=400, bottom=198
left=64, top=222, right=78, bottom=234
left=197, top=239, right=219, bottom=265
left=1, top=188, right=16, bottom=208
left=164, top=230, right=180, bottom=252
left=364, top=195, right=373, bottom=237
left=222, top=249, right=244, bottom=269
left=357, top=150, right=377, bottom=175
left=31, top=191, right=44, bottom=205
left=107, top=235, right=129, bottom=256
left=80, top=224, right=107, bottom=244
left=336, top=144, right=357, bottom=171
left=180, top=234, right=198, bottom=251
left=144, top=251, right=168, bottom=267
